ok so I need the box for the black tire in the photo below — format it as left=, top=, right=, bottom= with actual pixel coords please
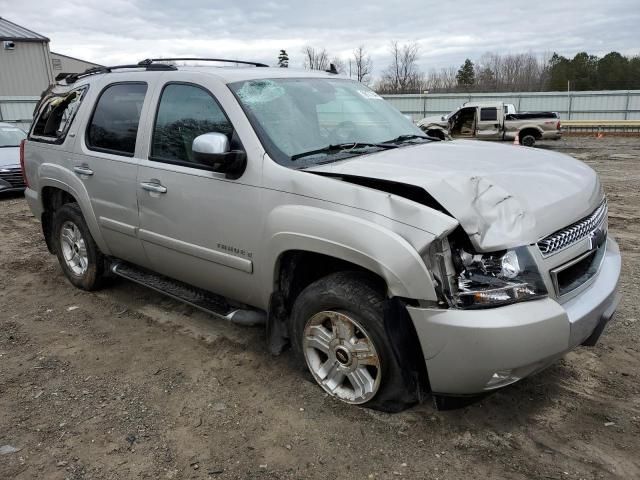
left=52, top=202, right=105, bottom=291
left=290, top=271, right=414, bottom=412
left=521, top=134, right=536, bottom=147
left=427, top=129, right=445, bottom=141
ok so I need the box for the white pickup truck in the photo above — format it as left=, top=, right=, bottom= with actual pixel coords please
left=418, top=102, right=561, bottom=147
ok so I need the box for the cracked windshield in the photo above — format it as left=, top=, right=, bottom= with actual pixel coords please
left=231, top=78, right=427, bottom=166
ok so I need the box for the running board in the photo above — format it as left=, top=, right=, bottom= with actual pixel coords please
left=111, top=262, right=266, bottom=326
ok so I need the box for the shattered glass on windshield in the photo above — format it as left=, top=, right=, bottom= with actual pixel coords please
left=236, top=80, right=286, bottom=105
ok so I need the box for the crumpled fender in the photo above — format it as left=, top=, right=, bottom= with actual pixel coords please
left=418, top=124, right=451, bottom=140
left=262, top=204, right=440, bottom=303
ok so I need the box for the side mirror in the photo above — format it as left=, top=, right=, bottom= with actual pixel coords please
left=192, top=132, right=246, bottom=179
left=441, top=115, right=446, bottom=121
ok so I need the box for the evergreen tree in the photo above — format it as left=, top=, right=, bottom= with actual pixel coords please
left=597, top=52, right=628, bottom=89
left=629, top=56, right=640, bottom=89
left=456, top=59, right=475, bottom=88
left=569, top=52, right=599, bottom=90
left=277, top=49, right=289, bottom=68
left=548, top=53, right=571, bottom=90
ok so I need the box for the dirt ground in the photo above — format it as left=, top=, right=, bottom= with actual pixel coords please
left=1, top=137, right=639, bottom=480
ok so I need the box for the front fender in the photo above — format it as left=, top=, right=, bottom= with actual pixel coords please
left=262, top=205, right=439, bottom=305
left=418, top=122, right=447, bottom=132
left=38, top=163, right=111, bottom=255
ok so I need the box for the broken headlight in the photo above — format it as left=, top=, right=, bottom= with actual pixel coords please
left=429, top=239, right=547, bottom=309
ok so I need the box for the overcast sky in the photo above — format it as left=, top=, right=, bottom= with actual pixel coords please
left=2, top=0, right=639, bottom=76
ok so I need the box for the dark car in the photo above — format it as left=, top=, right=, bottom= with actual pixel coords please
left=0, top=122, right=27, bottom=193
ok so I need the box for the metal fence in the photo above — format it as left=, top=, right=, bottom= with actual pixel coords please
left=381, top=90, right=640, bottom=122
left=0, top=96, right=39, bottom=131
left=3, top=90, right=640, bottom=131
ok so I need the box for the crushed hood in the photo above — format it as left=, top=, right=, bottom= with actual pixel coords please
left=307, top=140, right=602, bottom=251
left=417, top=115, right=447, bottom=127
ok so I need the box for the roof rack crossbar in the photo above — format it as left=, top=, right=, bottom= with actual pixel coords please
left=140, top=57, right=269, bottom=67
left=61, top=63, right=177, bottom=84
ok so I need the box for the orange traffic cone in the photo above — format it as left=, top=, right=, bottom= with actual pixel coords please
left=513, top=131, right=520, bottom=145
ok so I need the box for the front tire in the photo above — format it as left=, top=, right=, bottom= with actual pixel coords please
left=290, top=271, right=414, bottom=412
left=52, top=203, right=105, bottom=291
left=426, top=129, right=446, bottom=140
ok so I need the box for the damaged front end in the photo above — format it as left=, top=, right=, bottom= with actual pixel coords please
left=425, top=229, right=547, bottom=310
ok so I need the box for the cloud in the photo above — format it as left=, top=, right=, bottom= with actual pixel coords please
left=2, top=0, right=638, bottom=76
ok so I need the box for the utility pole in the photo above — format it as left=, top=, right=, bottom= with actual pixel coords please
left=567, top=80, right=572, bottom=120
left=422, top=90, right=429, bottom=117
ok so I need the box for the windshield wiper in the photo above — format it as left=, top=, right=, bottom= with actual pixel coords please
left=383, top=134, right=438, bottom=144
left=290, top=142, right=397, bottom=162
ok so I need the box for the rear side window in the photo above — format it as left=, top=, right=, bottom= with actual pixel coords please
left=87, top=83, right=147, bottom=156
left=480, top=107, right=498, bottom=122
left=30, top=87, right=88, bottom=143
left=150, top=83, right=233, bottom=165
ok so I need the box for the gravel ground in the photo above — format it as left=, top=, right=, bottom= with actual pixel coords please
left=1, top=137, right=639, bottom=480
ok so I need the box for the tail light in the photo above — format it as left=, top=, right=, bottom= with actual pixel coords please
left=20, top=139, right=29, bottom=188
left=556, top=121, right=561, bottom=131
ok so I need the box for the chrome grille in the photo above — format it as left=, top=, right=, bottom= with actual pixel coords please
left=537, top=199, right=607, bottom=256
left=0, top=167, right=25, bottom=188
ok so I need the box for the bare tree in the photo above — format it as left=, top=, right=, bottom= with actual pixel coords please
left=302, top=46, right=329, bottom=71
left=378, top=41, right=424, bottom=94
left=440, top=66, right=458, bottom=91
left=474, top=52, right=548, bottom=91
left=351, top=45, right=373, bottom=84
left=420, top=51, right=551, bottom=93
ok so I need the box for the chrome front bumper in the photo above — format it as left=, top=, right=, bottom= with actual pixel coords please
left=408, top=238, right=621, bottom=395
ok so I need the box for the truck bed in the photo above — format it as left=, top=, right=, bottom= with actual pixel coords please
left=506, top=111, right=558, bottom=120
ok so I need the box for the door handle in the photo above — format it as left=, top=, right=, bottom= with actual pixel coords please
left=140, top=182, right=167, bottom=194
left=73, top=165, right=94, bottom=176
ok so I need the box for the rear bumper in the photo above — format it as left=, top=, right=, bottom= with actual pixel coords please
left=541, top=130, right=562, bottom=140
left=24, top=187, right=43, bottom=217
left=408, top=238, right=621, bottom=395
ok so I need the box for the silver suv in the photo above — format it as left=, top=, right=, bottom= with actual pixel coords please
left=22, top=59, right=621, bottom=411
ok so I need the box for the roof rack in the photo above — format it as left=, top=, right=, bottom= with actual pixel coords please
left=61, top=63, right=177, bottom=84
left=139, top=58, right=269, bottom=68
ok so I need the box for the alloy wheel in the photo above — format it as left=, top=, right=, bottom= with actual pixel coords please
left=303, top=310, right=381, bottom=404
left=59, top=220, right=88, bottom=276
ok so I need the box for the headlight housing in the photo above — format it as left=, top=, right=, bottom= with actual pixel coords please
left=428, top=237, right=547, bottom=309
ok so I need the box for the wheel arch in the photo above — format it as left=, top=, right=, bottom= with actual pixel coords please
left=38, top=170, right=110, bottom=255
left=519, top=126, right=543, bottom=140
left=262, top=205, right=438, bottom=357
left=263, top=205, right=437, bottom=305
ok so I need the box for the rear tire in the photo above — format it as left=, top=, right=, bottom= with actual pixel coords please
left=52, top=203, right=105, bottom=291
left=290, top=271, right=415, bottom=412
left=521, top=134, right=536, bottom=147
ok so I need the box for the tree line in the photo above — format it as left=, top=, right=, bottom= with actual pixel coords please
left=276, top=44, right=640, bottom=93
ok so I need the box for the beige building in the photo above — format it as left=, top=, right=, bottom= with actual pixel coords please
left=51, top=51, right=101, bottom=77
left=0, top=17, right=102, bottom=96
left=0, top=17, right=101, bottom=128
left=0, top=16, right=54, bottom=96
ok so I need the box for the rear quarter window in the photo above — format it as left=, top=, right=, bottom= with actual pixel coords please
left=86, top=83, right=147, bottom=157
left=30, top=86, right=88, bottom=144
left=480, top=107, right=498, bottom=122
